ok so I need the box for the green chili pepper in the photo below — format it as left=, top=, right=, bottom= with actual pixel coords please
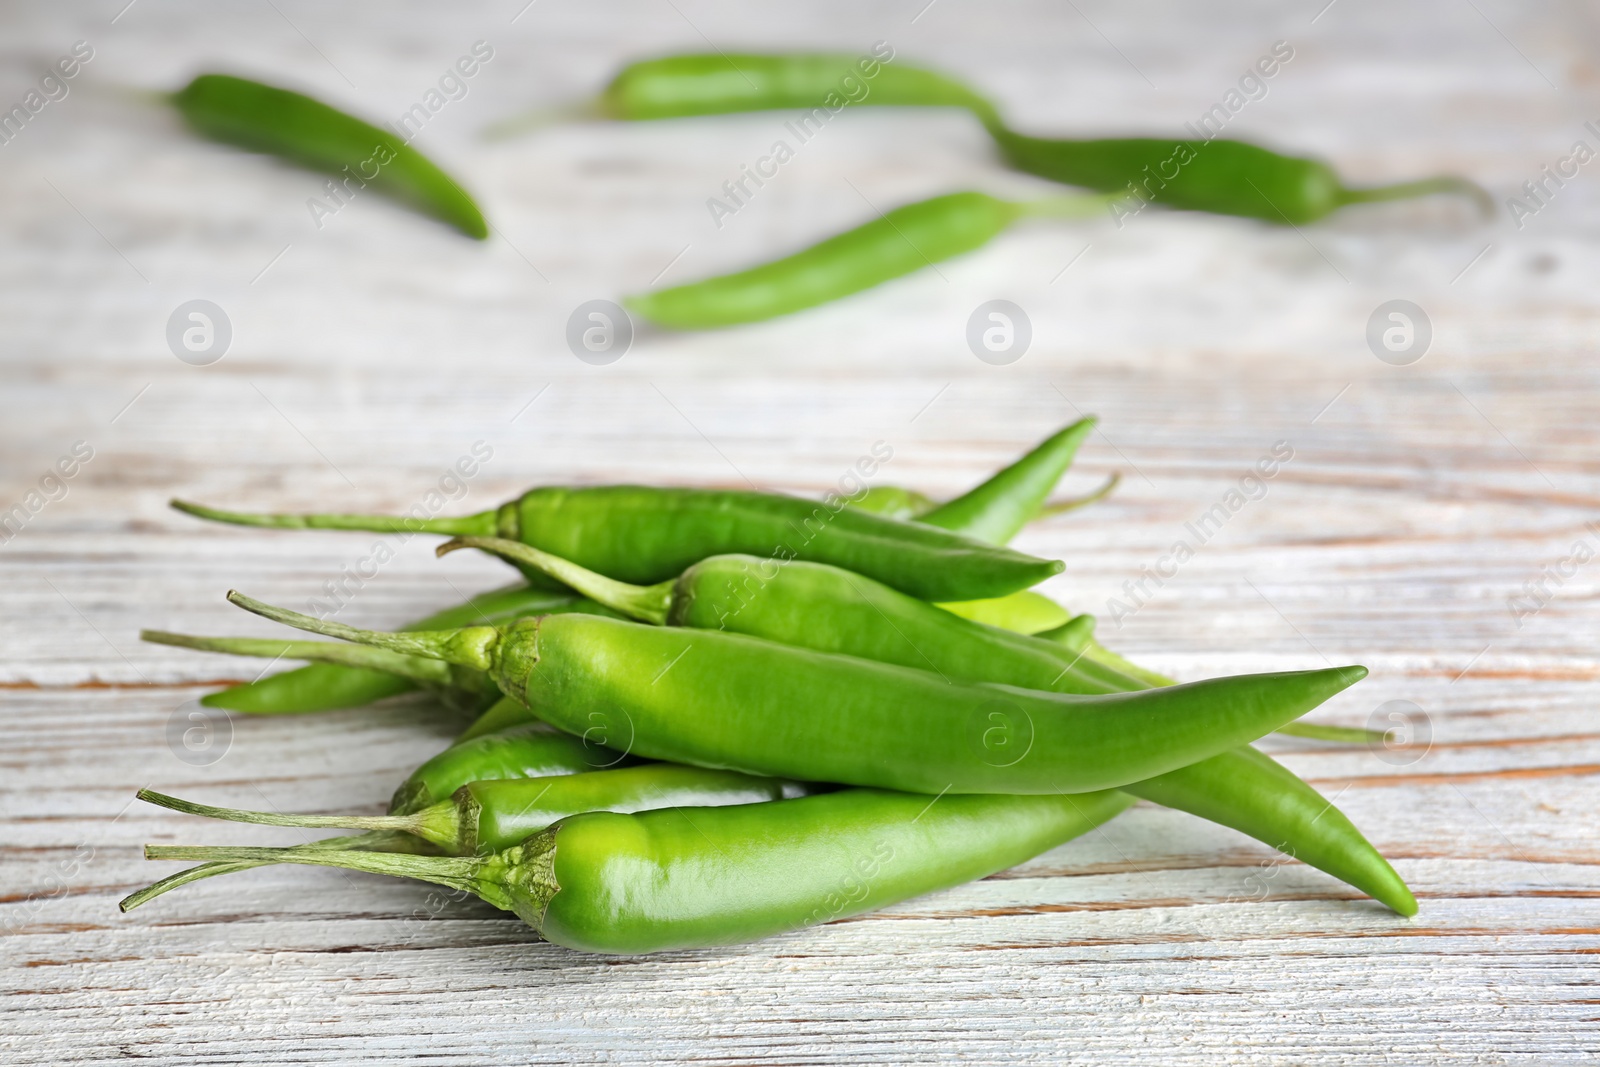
left=170, top=486, right=1064, bottom=603
left=590, top=52, right=1490, bottom=226
left=391, top=720, right=630, bottom=813
left=172, top=73, right=488, bottom=238
left=1027, top=612, right=1412, bottom=911
left=1035, top=615, right=1391, bottom=744
left=1128, top=746, right=1413, bottom=911
left=624, top=190, right=1112, bottom=329
left=137, top=766, right=815, bottom=858
left=227, top=592, right=1366, bottom=795
left=440, top=537, right=1413, bottom=913
left=992, top=131, right=1490, bottom=226
left=141, top=787, right=1135, bottom=952
left=435, top=538, right=1142, bottom=697
left=918, top=418, right=1094, bottom=544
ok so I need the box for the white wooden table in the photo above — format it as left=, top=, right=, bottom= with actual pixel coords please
left=4, top=2, right=1597, bottom=1062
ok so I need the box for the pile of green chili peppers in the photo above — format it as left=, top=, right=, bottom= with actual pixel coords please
left=129, top=420, right=1418, bottom=955
left=164, top=52, right=1487, bottom=329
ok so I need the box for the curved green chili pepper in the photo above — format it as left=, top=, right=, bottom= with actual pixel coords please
left=141, top=787, right=1135, bottom=952
left=137, top=766, right=815, bottom=857
left=992, top=131, right=1490, bottom=226
left=590, top=52, right=1489, bottom=225
left=172, top=73, right=488, bottom=238
left=227, top=592, right=1366, bottom=796
left=1128, top=746, right=1412, bottom=911
left=170, top=486, right=1064, bottom=604
left=918, top=418, right=1095, bottom=544
left=439, top=537, right=1414, bottom=913
left=625, top=190, right=1112, bottom=329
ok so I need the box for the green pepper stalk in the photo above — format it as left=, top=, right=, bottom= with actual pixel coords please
left=193, top=583, right=605, bottom=715
left=138, top=788, right=1136, bottom=953
left=123, top=721, right=631, bottom=910
left=587, top=52, right=1491, bottom=225
left=225, top=591, right=1366, bottom=796
left=169, top=484, right=1065, bottom=604
left=624, top=190, right=1117, bottom=330
left=133, top=766, right=815, bottom=862
left=142, top=629, right=504, bottom=715
left=440, top=538, right=1414, bottom=914
left=171, top=74, right=488, bottom=238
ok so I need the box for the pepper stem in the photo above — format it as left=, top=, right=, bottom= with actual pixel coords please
left=135, top=787, right=454, bottom=838
left=1034, top=472, right=1121, bottom=517
left=225, top=591, right=499, bottom=671
left=140, top=630, right=457, bottom=687
left=1338, top=176, right=1494, bottom=218
left=171, top=498, right=499, bottom=536
left=1018, top=191, right=1128, bottom=219
left=482, top=97, right=609, bottom=140
left=144, top=844, right=497, bottom=904
left=118, top=830, right=416, bottom=912
left=438, top=537, right=673, bottom=625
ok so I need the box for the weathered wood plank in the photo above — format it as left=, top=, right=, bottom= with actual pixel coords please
left=3, top=0, right=1597, bottom=1062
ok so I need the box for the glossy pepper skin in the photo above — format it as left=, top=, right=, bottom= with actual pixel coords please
left=918, top=418, right=1095, bottom=544
left=172, top=485, right=1065, bottom=604
left=1128, top=746, right=1414, bottom=913
left=995, top=133, right=1337, bottom=225
left=625, top=192, right=1023, bottom=329
left=441, top=539, right=1141, bottom=697
left=438, top=539, right=1415, bottom=913
left=137, top=766, right=815, bottom=858
left=172, top=74, right=487, bottom=238
left=231, top=595, right=1367, bottom=797
left=144, top=788, right=1134, bottom=952
left=391, top=721, right=631, bottom=814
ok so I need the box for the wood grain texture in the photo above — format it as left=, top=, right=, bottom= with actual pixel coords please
left=2, top=0, right=1597, bottom=1062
